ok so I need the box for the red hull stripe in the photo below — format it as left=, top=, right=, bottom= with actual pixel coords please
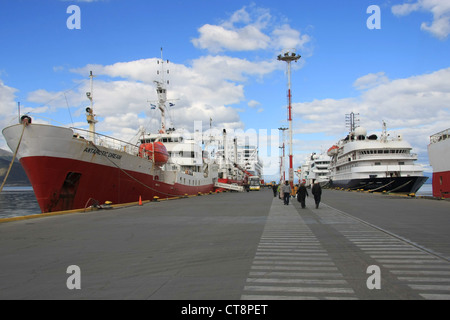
left=21, top=156, right=214, bottom=213
left=432, top=171, right=450, bottom=198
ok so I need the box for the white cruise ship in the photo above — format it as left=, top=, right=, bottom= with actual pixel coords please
left=297, top=152, right=331, bottom=187
left=327, top=113, right=427, bottom=193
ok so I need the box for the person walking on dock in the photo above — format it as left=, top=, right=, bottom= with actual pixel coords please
left=297, top=182, right=308, bottom=209
left=272, top=183, right=278, bottom=197
left=282, top=181, right=292, bottom=205
left=311, top=181, right=322, bottom=209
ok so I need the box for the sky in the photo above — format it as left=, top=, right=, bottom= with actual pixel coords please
left=1, top=0, right=449, bottom=181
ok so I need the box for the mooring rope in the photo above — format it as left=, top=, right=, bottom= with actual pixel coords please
left=0, top=124, right=27, bottom=193
left=368, top=180, right=396, bottom=192
left=387, top=179, right=412, bottom=193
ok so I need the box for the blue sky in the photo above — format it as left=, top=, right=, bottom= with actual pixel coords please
left=1, top=0, right=450, bottom=180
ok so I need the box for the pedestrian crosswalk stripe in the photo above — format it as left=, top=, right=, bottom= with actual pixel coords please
left=241, top=198, right=357, bottom=300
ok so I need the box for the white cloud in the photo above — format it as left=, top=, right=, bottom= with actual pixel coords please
left=25, top=54, right=281, bottom=141
left=60, top=0, right=106, bottom=2
left=0, top=80, right=17, bottom=117
left=292, top=67, right=450, bottom=169
left=392, top=0, right=450, bottom=39
left=353, top=72, right=389, bottom=90
left=190, top=55, right=278, bottom=83
left=391, top=2, right=421, bottom=16
left=0, top=79, right=19, bottom=149
left=192, top=5, right=311, bottom=53
left=192, top=24, right=271, bottom=53
left=248, top=100, right=261, bottom=108
left=271, top=24, right=311, bottom=53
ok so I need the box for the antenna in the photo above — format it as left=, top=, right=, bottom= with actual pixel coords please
left=149, top=49, right=178, bottom=134
left=345, top=112, right=360, bottom=133
left=158, top=47, right=170, bottom=86
left=85, top=71, right=98, bottom=142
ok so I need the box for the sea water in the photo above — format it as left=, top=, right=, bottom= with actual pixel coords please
left=0, top=186, right=41, bottom=219
left=416, top=183, right=433, bottom=197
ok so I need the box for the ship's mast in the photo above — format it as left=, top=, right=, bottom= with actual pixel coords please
left=223, top=129, right=229, bottom=179
left=154, top=80, right=168, bottom=134
left=380, top=120, right=388, bottom=142
left=152, top=48, right=177, bottom=134
left=85, top=71, right=97, bottom=142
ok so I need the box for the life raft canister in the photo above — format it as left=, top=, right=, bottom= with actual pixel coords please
left=139, top=142, right=169, bottom=166
left=327, top=145, right=339, bottom=156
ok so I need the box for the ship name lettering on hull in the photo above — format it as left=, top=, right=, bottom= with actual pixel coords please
left=83, top=147, right=122, bottom=160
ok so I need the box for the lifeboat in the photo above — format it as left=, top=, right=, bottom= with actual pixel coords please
left=139, top=142, right=169, bottom=166
left=327, top=145, right=339, bottom=156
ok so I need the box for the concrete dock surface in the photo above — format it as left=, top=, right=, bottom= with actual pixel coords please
left=1, top=188, right=450, bottom=300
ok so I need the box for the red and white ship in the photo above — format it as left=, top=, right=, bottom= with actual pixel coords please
left=2, top=59, right=219, bottom=213
left=428, top=128, right=450, bottom=198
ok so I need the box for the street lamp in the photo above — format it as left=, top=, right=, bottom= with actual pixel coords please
left=278, top=49, right=301, bottom=190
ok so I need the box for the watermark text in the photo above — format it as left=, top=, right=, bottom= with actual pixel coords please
left=367, top=5, right=381, bottom=30
left=67, top=5, right=81, bottom=30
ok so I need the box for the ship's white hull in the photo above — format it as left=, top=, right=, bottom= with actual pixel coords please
left=428, top=129, right=450, bottom=198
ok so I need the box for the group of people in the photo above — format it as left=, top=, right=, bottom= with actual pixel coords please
left=272, top=181, right=322, bottom=209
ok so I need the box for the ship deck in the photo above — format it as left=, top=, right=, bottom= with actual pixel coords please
left=1, top=188, right=450, bottom=302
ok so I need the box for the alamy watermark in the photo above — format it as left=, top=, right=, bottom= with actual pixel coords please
left=366, top=265, right=381, bottom=290
left=67, top=5, right=81, bottom=30
left=66, top=265, right=81, bottom=290
left=65, top=5, right=381, bottom=31
left=367, top=5, right=381, bottom=30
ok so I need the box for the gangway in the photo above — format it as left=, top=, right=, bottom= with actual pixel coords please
left=214, top=182, right=244, bottom=192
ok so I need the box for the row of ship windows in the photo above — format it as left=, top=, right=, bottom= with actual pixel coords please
left=311, top=161, right=330, bottom=168
left=374, top=161, right=406, bottom=165
left=338, top=149, right=409, bottom=161
left=169, top=151, right=198, bottom=158
left=179, top=177, right=203, bottom=186
left=144, top=137, right=184, bottom=143
left=337, top=161, right=406, bottom=171
left=360, top=149, right=408, bottom=155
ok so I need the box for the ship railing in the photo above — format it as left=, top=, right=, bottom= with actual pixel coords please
left=430, top=128, right=450, bottom=144
left=71, top=127, right=139, bottom=156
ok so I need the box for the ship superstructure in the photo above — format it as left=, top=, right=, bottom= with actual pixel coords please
left=215, top=130, right=263, bottom=184
left=297, top=152, right=330, bottom=187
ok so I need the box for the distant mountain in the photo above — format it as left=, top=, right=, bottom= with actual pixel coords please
left=0, top=148, right=30, bottom=186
